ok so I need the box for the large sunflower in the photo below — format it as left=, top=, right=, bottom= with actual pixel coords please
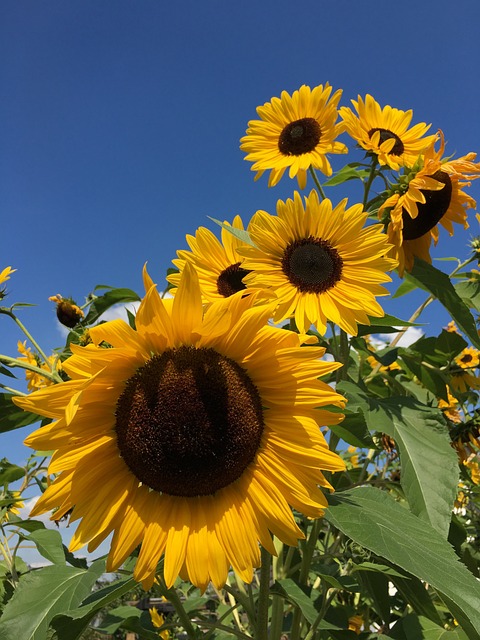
left=168, top=215, right=255, bottom=302
left=14, top=264, right=346, bottom=591
left=339, top=94, right=436, bottom=170
left=240, top=84, right=347, bottom=189
left=238, top=190, right=397, bottom=335
left=379, top=132, right=480, bottom=275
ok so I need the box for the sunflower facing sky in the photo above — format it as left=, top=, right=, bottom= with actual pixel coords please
left=240, top=84, right=347, bottom=189
left=238, top=190, right=397, bottom=335
left=14, top=263, right=346, bottom=591
left=379, top=131, right=480, bottom=275
left=168, top=215, right=255, bottom=302
left=339, top=94, right=436, bottom=170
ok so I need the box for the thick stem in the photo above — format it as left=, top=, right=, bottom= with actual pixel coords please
left=256, top=546, right=272, bottom=640
left=156, top=582, right=197, bottom=639
left=0, top=354, right=62, bottom=383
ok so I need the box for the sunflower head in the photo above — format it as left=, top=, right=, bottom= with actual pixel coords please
left=168, top=216, right=258, bottom=303
left=379, top=131, right=479, bottom=275
left=49, top=294, right=84, bottom=328
left=339, top=94, right=436, bottom=170
left=239, top=190, right=396, bottom=335
left=240, top=84, right=347, bottom=189
left=15, top=263, right=346, bottom=591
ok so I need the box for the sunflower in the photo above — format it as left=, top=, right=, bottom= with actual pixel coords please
left=379, top=132, right=480, bottom=275
left=14, top=263, right=346, bottom=591
left=339, top=94, right=435, bottom=170
left=238, top=190, right=396, bottom=335
left=17, top=341, right=60, bottom=392
left=168, top=216, right=256, bottom=302
left=240, top=84, right=347, bottom=189
left=0, top=266, right=15, bottom=285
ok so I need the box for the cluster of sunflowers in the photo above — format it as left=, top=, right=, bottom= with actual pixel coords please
left=2, top=83, right=480, bottom=638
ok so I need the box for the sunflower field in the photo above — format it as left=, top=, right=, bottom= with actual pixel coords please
left=2, top=84, right=480, bottom=639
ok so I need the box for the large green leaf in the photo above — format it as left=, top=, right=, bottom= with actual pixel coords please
left=82, top=288, right=141, bottom=325
left=325, top=487, right=480, bottom=639
left=0, top=459, right=25, bottom=484
left=409, top=259, right=480, bottom=348
left=455, top=279, right=480, bottom=314
left=338, top=382, right=458, bottom=539
left=0, top=393, right=42, bottom=433
left=24, top=529, right=66, bottom=565
left=271, top=579, right=341, bottom=631
left=390, top=613, right=469, bottom=639
left=51, top=575, right=137, bottom=640
left=0, top=559, right=105, bottom=640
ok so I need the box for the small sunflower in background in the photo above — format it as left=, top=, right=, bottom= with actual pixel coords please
left=450, top=346, right=480, bottom=393
left=14, top=263, right=346, bottom=591
left=239, top=190, right=396, bottom=335
left=379, top=131, right=480, bottom=275
left=17, top=341, right=59, bottom=392
left=168, top=215, right=256, bottom=302
left=240, top=84, right=347, bottom=189
left=339, top=94, right=435, bottom=170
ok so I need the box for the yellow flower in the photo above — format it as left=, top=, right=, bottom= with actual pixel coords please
left=1, top=491, right=24, bottom=522
left=239, top=190, right=397, bottom=335
left=446, top=321, right=460, bottom=333
left=347, top=446, right=360, bottom=468
left=149, top=608, right=170, bottom=639
left=455, top=347, right=480, bottom=370
left=438, top=388, right=462, bottom=423
left=366, top=354, right=401, bottom=373
left=464, top=459, right=480, bottom=485
left=339, top=94, right=435, bottom=170
left=240, top=84, right=347, bottom=189
left=15, top=264, right=346, bottom=591
left=379, top=132, right=480, bottom=275
left=17, top=341, right=59, bottom=392
left=348, top=614, right=363, bottom=634
left=168, top=216, right=258, bottom=302
left=0, top=266, right=16, bottom=285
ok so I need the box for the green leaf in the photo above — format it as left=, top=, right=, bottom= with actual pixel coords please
left=356, top=314, right=422, bottom=337
left=24, top=529, right=66, bottom=565
left=0, top=365, right=16, bottom=379
left=51, top=576, right=137, bottom=639
left=356, top=569, right=391, bottom=623
left=455, top=279, right=480, bottom=314
left=0, top=559, right=105, bottom=640
left=390, top=613, right=469, bottom=639
left=409, top=259, right=480, bottom=348
left=0, top=459, right=25, bottom=484
left=0, top=394, right=42, bottom=434
left=400, top=353, right=448, bottom=401
left=323, top=164, right=370, bottom=186
left=393, top=277, right=418, bottom=299
left=325, top=487, right=480, bottom=639
left=338, top=382, right=458, bottom=539
left=83, top=288, right=141, bottom=325
left=329, top=411, right=376, bottom=449
left=208, top=217, right=256, bottom=247
left=271, top=579, right=341, bottom=630
left=391, top=574, right=443, bottom=625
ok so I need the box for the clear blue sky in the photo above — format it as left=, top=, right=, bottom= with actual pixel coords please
left=2, top=0, right=480, bottom=464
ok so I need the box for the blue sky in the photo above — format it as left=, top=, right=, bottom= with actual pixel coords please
left=2, top=0, right=480, bottom=467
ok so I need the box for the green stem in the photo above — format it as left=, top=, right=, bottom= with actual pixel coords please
left=0, top=354, right=62, bottom=383
left=0, top=384, right=27, bottom=396
left=157, top=583, right=197, bottom=639
left=269, top=595, right=285, bottom=640
left=309, top=166, right=327, bottom=200
left=362, top=156, right=379, bottom=209
left=256, top=546, right=272, bottom=640
left=9, top=311, right=52, bottom=370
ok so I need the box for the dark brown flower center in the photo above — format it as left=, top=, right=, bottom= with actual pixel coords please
left=281, top=237, right=343, bottom=293
left=402, top=171, right=452, bottom=241
left=278, top=118, right=322, bottom=156
left=461, top=354, right=473, bottom=365
left=115, top=346, right=264, bottom=497
left=217, top=262, right=251, bottom=297
left=368, top=127, right=405, bottom=156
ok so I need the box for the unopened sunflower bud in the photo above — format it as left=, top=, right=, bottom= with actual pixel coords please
left=49, top=294, right=84, bottom=328
left=470, top=235, right=480, bottom=260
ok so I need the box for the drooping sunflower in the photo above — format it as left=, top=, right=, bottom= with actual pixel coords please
left=17, top=341, right=60, bottom=392
left=14, top=264, right=346, bottom=591
left=238, top=190, right=397, bottom=335
left=379, top=132, right=480, bottom=275
left=240, top=84, right=347, bottom=189
left=168, top=216, right=256, bottom=302
left=339, top=94, right=436, bottom=170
